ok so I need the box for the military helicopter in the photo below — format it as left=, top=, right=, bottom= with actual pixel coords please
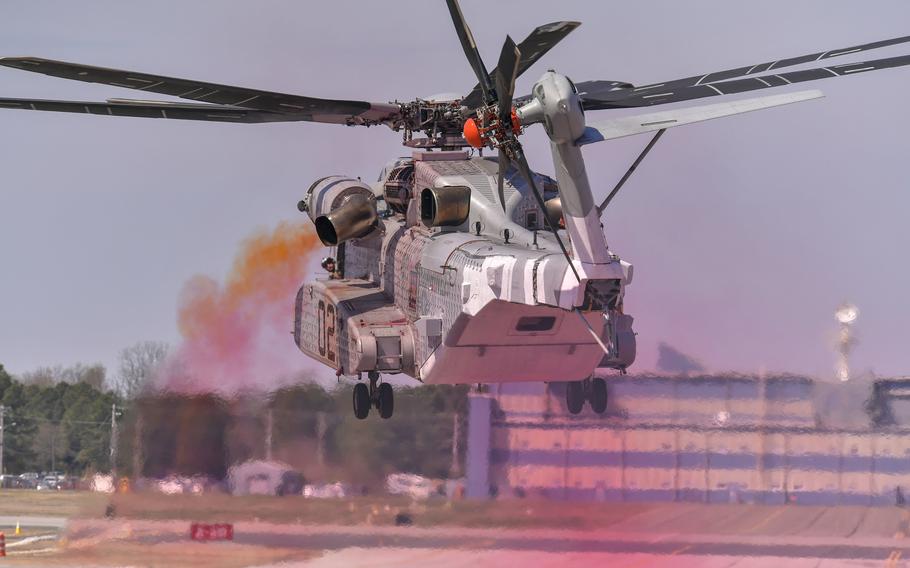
left=1, top=2, right=908, bottom=419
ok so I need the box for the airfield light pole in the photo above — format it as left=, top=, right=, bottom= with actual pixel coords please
left=835, top=303, right=859, bottom=381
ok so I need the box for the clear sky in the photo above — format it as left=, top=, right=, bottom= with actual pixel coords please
left=1, top=0, right=908, bottom=383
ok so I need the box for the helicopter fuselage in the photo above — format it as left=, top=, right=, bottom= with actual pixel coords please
left=294, top=150, right=636, bottom=384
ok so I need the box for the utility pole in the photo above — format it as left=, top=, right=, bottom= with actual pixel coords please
left=265, top=408, right=273, bottom=461
left=316, top=412, right=326, bottom=468
left=132, top=413, right=144, bottom=480
left=450, top=412, right=461, bottom=477
left=110, top=403, right=119, bottom=478
left=0, top=405, right=6, bottom=478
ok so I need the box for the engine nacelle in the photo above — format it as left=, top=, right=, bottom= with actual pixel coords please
left=299, top=176, right=379, bottom=246
left=420, top=186, right=471, bottom=228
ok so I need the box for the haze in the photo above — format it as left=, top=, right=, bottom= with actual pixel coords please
left=1, top=0, right=908, bottom=382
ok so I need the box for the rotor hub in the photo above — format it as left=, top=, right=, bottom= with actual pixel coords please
left=462, top=105, right=522, bottom=149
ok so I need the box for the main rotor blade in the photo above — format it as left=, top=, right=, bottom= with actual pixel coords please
left=512, top=144, right=581, bottom=283
left=497, top=150, right=511, bottom=212
left=462, top=21, right=581, bottom=109
left=582, top=53, right=910, bottom=110
left=578, top=90, right=823, bottom=145
left=0, top=57, right=400, bottom=125
left=628, top=34, right=910, bottom=95
left=0, top=97, right=301, bottom=123
left=495, top=36, right=521, bottom=125
left=445, top=0, right=496, bottom=105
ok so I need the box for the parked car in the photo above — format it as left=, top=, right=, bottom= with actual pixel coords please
left=18, top=472, right=39, bottom=489
left=0, top=474, right=19, bottom=488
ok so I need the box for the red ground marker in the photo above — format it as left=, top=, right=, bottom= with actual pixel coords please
left=190, top=523, right=234, bottom=542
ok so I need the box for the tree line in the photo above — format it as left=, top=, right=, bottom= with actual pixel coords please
left=0, top=362, right=118, bottom=475
left=0, top=342, right=470, bottom=485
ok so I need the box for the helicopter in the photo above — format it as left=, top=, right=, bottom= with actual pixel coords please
left=1, top=2, right=908, bottom=419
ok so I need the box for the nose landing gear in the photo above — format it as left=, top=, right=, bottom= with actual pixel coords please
left=352, top=371, right=395, bottom=419
left=566, top=377, right=608, bottom=415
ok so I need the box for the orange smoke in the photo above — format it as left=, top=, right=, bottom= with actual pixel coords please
left=160, top=221, right=322, bottom=393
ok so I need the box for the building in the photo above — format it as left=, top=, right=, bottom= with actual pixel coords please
left=466, top=374, right=910, bottom=506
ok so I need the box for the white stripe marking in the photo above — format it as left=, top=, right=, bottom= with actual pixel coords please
left=844, top=66, right=874, bottom=74
left=694, top=74, right=709, bottom=86
left=775, top=74, right=792, bottom=84
left=178, top=87, right=204, bottom=97
left=138, top=81, right=164, bottom=91
left=127, top=76, right=153, bottom=83
left=194, top=90, right=220, bottom=100
left=756, top=77, right=772, bottom=87
left=642, top=92, right=673, bottom=99
left=746, top=64, right=761, bottom=74
left=233, top=95, right=260, bottom=106
left=280, top=102, right=307, bottom=109
left=767, top=60, right=780, bottom=70
left=821, top=67, right=839, bottom=77
left=640, top=119, right=677, bottom=127
left=816, top=50, right=830, bottom=61
left=828, top=48, right=861, bottom=58
left=705, top=84, right=724, bottom=95
left=633, top=83, right=664, bottom=92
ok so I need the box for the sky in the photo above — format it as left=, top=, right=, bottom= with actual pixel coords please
left=0, top=0, right=908, bottom=384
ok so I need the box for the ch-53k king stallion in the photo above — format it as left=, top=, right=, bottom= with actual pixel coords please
left=1, top=2, right=908, bottom=418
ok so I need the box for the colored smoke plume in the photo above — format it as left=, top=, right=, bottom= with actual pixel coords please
left=158, top=221, right=322, bottom=394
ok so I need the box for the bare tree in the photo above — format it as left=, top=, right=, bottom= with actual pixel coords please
left=19, top=363, right=106, bottom=389
left=19, top=366, right=60, bottom=387
left=116, top=341, right=169, bottom=399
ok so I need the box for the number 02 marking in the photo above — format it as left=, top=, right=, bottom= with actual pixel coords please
left=317, top=300, right=336, bottom=363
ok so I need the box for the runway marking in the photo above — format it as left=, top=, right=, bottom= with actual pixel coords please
left=7, top=547, right=56, bottom=555
left=748, top=507, right=786, bottom=533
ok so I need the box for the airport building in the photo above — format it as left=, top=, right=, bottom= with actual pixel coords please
left=466, top=374, right=910, bottom=506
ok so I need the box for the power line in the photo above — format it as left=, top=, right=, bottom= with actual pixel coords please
left=1, top=413, right=112, bottom=427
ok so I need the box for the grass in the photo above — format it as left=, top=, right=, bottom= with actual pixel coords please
left=0, top=490, right=107, bottom=518
left=104, top=492, right=655, bottom=530
left=0, top=488, right=659, bottom=530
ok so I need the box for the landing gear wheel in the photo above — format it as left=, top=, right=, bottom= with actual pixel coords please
left=378, top=382, right=394, bottom=419
left=589, top=377, right=608, bottom=414
left=353, top=383, right=370, bottom=419
left=566, top=381, right=585, bottom=415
